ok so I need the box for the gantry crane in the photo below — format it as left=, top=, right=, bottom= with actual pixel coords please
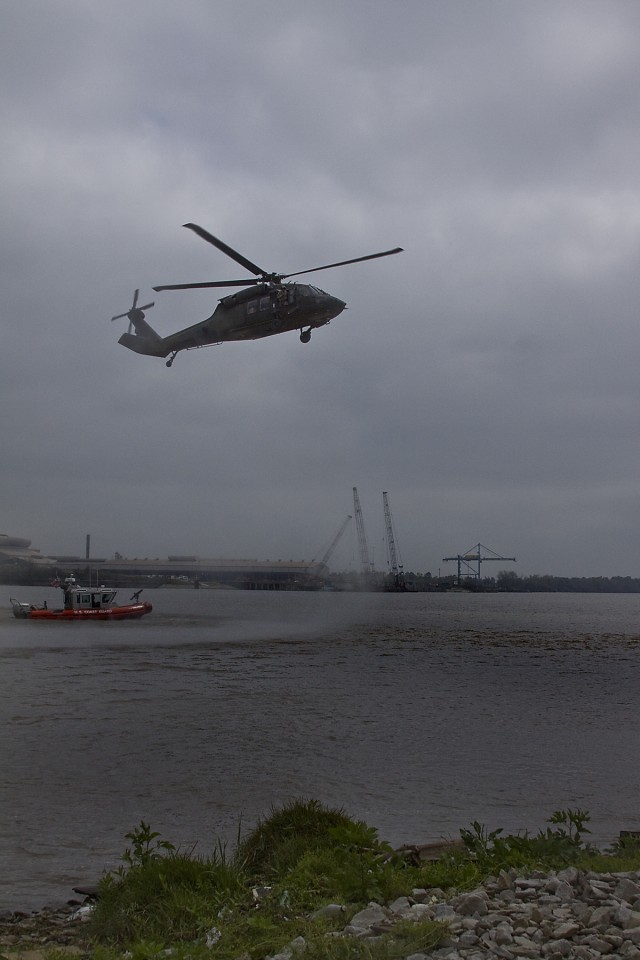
left=442, top=543, right=516, bottom=584
left=383, top=491, right=404, bottom=588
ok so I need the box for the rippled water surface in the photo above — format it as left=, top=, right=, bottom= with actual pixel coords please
left=1, top=587, right=639, bottom=910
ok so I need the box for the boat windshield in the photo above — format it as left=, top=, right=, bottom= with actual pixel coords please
left=71, top=589, right=117, bottom=609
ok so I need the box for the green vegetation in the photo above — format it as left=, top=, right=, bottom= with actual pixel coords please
left=491, top=571, right=640, bottom=593
left=458, top=806, right=594, bottom=874
left=81, top=801, right=640, bottom=960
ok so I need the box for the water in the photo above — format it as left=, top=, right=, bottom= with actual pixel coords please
left=1, top=586, right=639, bottom=911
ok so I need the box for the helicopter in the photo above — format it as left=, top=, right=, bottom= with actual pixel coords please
left=111, top=223, right=402, bottom=367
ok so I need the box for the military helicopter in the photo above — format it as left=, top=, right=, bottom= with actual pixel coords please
left=111, top=223, right=402, bottom=367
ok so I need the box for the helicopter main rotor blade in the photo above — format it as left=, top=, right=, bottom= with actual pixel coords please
left=153, top=279, right=261, bottom=292
left=183, top=223, right=267, bottom=277
left=281, top=247, right=403, bottom=280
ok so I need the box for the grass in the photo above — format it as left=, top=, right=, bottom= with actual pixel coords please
left=74, top=801, right=640, bottom=960
left=237, top=798, right=356, bottom=876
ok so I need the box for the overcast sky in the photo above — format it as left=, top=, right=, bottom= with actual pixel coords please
left=2, top=0, right=640, bottom=578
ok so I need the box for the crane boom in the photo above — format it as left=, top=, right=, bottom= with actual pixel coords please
left=318, top=515, right=352, bottom=566
left=382, top=491, right=403, bottom=578
left=352, top=487, right=372, bottom=572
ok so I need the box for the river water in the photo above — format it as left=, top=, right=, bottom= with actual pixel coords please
left=1, top=586, right=639, bottom=911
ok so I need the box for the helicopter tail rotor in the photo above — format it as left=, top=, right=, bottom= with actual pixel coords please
left=111, top=289, right=155, bottom=333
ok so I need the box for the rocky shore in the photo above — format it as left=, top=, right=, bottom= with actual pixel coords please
left=3, top=866, right=640, bottom=959
left=0, top=897, right=93, bottom=958
left=307, top=865, right=640, bottom=960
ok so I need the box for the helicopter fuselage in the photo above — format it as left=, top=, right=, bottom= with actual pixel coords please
left=169, top=282, right=345, bottom=348
left=118, top=282, right=346, bottom=360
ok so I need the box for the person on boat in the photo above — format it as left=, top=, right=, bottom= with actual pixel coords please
left=62, top=577, right=76, bottom=610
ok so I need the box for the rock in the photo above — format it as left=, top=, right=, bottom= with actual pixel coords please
left=342, top=901, right=391, bottom=937
left=71, top=884, right=100, bottom=899
left=451, top=893, right=488, bottom=917
left=309, top=903, right=346, bottom=920
left=410, top=903, right=436, bottom=921
left=617, top=879, right=640, bottom=903
left=580, top=932, right=616, bottom=953
left=331, top=865, right=640, bottom=958
left=617, top=906, right=640, bottom=929
left=396, top=839, right=467, bottom=864
left=552, top=920, right=582, bottom=939
left=388, top=896, right=413, bottom=917
left=553, top=880, right=576, bottom=901
left=267, top=935, right=306, bottom=960
left=588, top=905, right=616, bottom=928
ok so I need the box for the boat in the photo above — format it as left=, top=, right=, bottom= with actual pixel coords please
left=10, top=577, right=152, bottom=620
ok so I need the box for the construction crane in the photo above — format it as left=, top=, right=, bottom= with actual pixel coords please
left=352, top=487, right=373, bottom=573
left=442, top=543, right=516, bottom=584
left=313, top=515, right=352, bottom=567
left=382, top=491, right=404, bottom=588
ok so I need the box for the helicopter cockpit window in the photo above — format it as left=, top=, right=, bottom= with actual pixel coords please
left=259, top=296, right=270, bottom=311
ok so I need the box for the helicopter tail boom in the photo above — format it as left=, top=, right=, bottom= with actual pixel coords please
left=112, top=290, right=168, bottom=358
left=117, top=312, right=167, bottom=357
left=118, top=329, right=167, bottom=357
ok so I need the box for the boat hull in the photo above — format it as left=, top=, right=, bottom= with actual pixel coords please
left=13, top=602, right=152, bottom=620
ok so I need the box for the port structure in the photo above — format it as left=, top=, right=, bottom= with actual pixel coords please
left=443, top=543, right=516, bottom=584
left=383, top=491, right=404, bottom=588
left=313, top=515, right=352, bottom=567
left=352, top=487, right=374, bottom=574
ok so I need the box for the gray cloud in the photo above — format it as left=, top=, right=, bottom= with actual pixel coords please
left=2, top=0, right=640, bottom=576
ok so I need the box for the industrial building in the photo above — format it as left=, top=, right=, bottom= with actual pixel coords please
left=49, top=554, right=328, bottom=590
left=0, top=534, right=56, bottom=565
left=1, top=533, right=327, bottom=589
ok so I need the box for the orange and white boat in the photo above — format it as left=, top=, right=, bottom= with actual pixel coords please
left=10, top=577, right=152, bottom=621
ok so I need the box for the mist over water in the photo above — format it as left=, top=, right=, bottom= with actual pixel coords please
left=1, top=587, right=639, bottom=911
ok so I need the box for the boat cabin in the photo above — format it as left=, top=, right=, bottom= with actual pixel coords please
left=62, top=578, right=116, bottom=610
left=66, top=588, right=117, bottom=610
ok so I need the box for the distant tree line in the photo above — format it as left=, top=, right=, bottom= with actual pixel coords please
left=489, top=571, right=640, bottom=593
left=401, top=570, right=640, bottom=593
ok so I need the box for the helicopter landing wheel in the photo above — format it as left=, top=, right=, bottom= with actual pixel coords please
left=166, top=351, right=178, bottom=368
left=300, top=329, right=312, bottom=344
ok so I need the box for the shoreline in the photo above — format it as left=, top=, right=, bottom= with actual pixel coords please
left=4, top=858, right=640, bottom=960
left=5, top=841, right=640, bottom=951
left=0, top=896, right=94, bottom=958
